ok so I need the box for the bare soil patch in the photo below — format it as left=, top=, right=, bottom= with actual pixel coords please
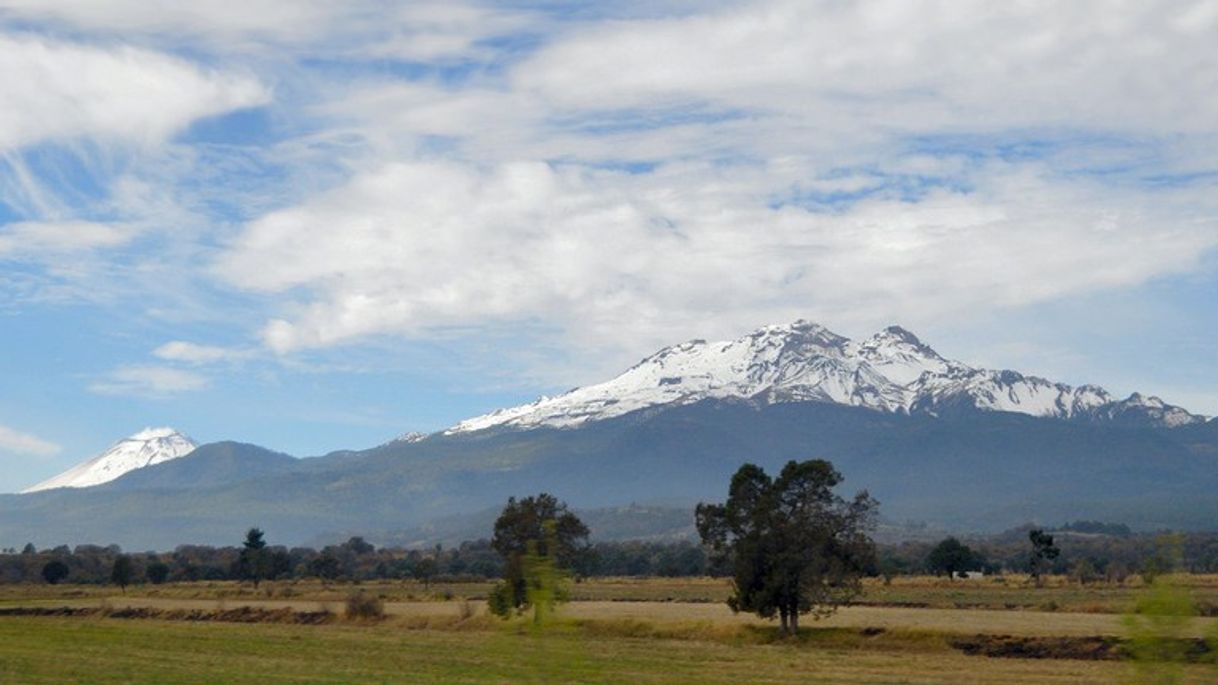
left=949, top=634, right=1123, bottom=660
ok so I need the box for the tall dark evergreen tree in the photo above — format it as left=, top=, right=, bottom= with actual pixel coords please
left=697, top=459, right=877, bottom=635
left=239, top=527, right=270, bottom=588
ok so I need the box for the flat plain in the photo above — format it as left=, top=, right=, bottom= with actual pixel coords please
left=1, top=576, right=1216, bottom=684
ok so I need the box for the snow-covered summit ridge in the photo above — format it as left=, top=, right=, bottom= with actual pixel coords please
left=22, top=427, right=197, bottom=493
left=448, top=321, right=1206, bottom=434
left=386, top=432, right=429, bottom=445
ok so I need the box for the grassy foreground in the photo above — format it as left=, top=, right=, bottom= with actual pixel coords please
left=4, top=615, right=1214, bottom=685
left=3, top=577, right=1217, bottom=683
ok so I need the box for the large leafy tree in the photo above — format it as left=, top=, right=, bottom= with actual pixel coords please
left=489, top=493, right=589, bottom=616
left=926, top=537, right=982, bottom=580
left=41, top=559, right=69, bottom=585
left=110, top=554, right=134, bottom=592
left=1028, top=529, right=1061, bottom=587
left=696, top=459, right=877, bottom=635
left=146, top=561, right=170, bottom=585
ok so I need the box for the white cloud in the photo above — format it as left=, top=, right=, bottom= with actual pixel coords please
left=5, top=1, right=1217, bottom=392
left=0, top=1, right=339, bottom=49
left=215, top=156, right=1218, bottom=378
left=0, top=1, right=533, bottom=58
left=0, top=34, right=268, bottom=152
left=351, top=4, right=533, bottom=62
left=0, top=220, right=136, bottom=256
left=88, top=365, right=210, bottom=397
left=153, top=341, right=251, bottom=365
left=514, top=0, right=1218, bottom=134
left=319, top=1, right=1218, bottom=170
left=0, top=423, right=60, bottom=457
left=0, top=34, right=271, bottom=311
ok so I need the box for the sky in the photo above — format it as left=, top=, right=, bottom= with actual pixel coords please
left=1, top=1, right=1216, bottom=492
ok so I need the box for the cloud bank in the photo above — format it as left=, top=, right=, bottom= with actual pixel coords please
left=2, top=0, right=1216, bottom=393
left=206, top=1, right=1218, bottom=378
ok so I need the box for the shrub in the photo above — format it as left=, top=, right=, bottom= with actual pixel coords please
left=41, top=560, right=69, bottom=585
left=344, top=591, right=385, bottom=620
left=487, top=581, right=515, bottom=618
left=146, top=562, right=170, bottom=585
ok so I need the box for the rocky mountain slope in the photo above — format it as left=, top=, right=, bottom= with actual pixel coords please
left=5, top=400, right=1217, bottom=549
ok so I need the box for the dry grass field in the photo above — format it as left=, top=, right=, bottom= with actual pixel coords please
left=6, top=573, right=1217, bottom=611
left=1, top=576, right=1216, bottom=684
left=23, top=595, right=1214, bottom=639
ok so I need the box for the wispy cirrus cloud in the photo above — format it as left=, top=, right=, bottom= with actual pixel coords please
left=88, top=365, right=210, bottom=398
left=0, top=423, right=61, bottom=457
left=0, top=29, right=271, bottom=312
left=0, top=220, right=136, bottom=256
left=0, top=0, right=535, bottom=58
left=153, top=341, right=252, bottom=365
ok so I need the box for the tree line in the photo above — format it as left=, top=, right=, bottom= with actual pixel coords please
left=882, top=527, right=1218, bottom=581
left=5, top=525, right=1215, bottom=589
left=0, top=535, right=717, bottom=586
left=5, top=526, right=1214, bottom=589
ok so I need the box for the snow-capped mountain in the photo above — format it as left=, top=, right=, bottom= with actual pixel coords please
left=449, top=320, right=1206, bottom=434
left=22, top=427, right=197, bottom=493
left=392, top=432, right=429, bottom=444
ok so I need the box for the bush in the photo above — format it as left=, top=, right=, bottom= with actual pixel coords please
left=487, top=581, right=515, bottom=618
left=344, top=591, right=384, bottom=620
left=1123, top=577, right=1197, bottom=682
left=41, top=560, right=69, bottom=585
left=146, top=562, right=170, bottom=585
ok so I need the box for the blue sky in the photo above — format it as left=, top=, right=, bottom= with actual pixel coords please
left=1, top=1, right=1216, bottom=492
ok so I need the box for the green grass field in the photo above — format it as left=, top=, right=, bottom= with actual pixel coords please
left=1, top=577, right=1216, bottom=684
left=4, top=615, right=1216, bottom=685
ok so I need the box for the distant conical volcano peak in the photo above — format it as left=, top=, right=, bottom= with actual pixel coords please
left=447, top=319, right=1206, bottom=434
left=22, top=428, right=197, bottom=493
